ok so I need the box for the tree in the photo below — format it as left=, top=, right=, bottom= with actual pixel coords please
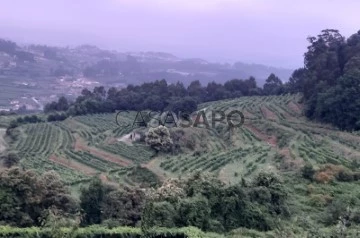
left=263, top=73, right=283, bottom=95
left=313, top=73, right=360, bottom=130
left=145, top=126, right=173, bottom=152
left=0, top=153, right=19, bottom=168
left=168, top=81, right=187, bottom=97
left=286, top=29, right=360, bottom=130
left=44, top=96, right=69, bottom=112
left=101, top=187, right=145, bottom=226
left=168, top=97, right=197, bottom=115
left=176, top=196, right=211, bottom=230
left=39, top=171, right=78, bottom=217
left=81, top=88, right=93, bottom=98
left=304, top=29, right=344, bottom=87
left=93, top=86, right=106, bottom=99
left=80, top=178, right=104, bottom=226
left=144, top=171, right=288, bottom=232
left=144, top=201, right=176, bottom=228
left=57, top=96, right=69, bottom=111
left=206, top=82, right=228, bottom=101
left=302, top=164, right=315, bottom=181
left=44, top=77, right=264, bottom=118
left=286, top=68, right=309, bottom=93
left=144, top=95, right=167, bottom=111
left=0, top=168, right=77, bottom=227
left=187, top=80, right=206, bottom=101
left=224, top=78, right=257, bottom=96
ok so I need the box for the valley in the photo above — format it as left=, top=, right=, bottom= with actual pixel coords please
left=0, top=39, right=292, bottom=111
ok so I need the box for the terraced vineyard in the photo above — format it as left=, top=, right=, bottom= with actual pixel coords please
left=148, top=93, right=360, bottom=184
left=5, top=112, right=155, bottom=184
left=4, top=94, right=360, bottom=187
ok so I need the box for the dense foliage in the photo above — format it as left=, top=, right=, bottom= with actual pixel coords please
left=144, top=172, right=289, bottom=233
left=0, top=168, right=77, bottom=227
left=8, top=115, right=44, bottom=129
left=145, top=126, right=173, bottom=152
left=0, top=167, right=289, bottom=234
left=287, top=29, right=360, bottom=130
left=0, top=226, right=208, bottom=238
left=44, top=77, right=266, bottom=118
left=80, top=178, right=146, bottom=227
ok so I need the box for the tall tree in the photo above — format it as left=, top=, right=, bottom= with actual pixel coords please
left=80, top=178, right=104, bottom=225
left=263, top=73, right=283, bottom=95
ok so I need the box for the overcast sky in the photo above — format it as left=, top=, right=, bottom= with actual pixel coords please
left=0, top=0, right=359, bottom=68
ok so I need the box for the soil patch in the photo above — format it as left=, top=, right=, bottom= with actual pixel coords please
left=49, top=154, right=97, bottom=176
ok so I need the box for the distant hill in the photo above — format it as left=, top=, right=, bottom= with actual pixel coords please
left=126, top=51, right=293, bottom=86
left=0, top=38, right=293, bottom=110
left=232, top=62, right=293, bottom=85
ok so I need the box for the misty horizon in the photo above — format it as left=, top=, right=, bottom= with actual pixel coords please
left=1, top=0, right=360, bottom=68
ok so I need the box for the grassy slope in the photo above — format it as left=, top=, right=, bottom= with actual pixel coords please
left=4, top=94, right=360, bottom=185
left=150, top=94, right=360, bottom=181
left=3, top=94, right=360, bottom=234
left=147, top=94, right=360, bottom=234
left=2, top=112, right=156, bottom=187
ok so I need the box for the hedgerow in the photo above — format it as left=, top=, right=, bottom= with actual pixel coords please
left=0, top=226, right=207, bottom=238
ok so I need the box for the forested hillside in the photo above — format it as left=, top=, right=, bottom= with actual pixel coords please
left=2, top=93, right=360, bottom=237
left=1, top=29, right=360, bottom=237
left=288, top=29, right=360, bottom=130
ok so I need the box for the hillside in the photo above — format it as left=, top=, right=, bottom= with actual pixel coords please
left=2, top=94, right=360, bottom=235
left=3, top=93, right=359, bottom=182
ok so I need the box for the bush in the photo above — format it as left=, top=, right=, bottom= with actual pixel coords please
left=47, top=113, right=68, bottom=122
left=336, top=170, right=354, bottom=182
left=145, top=126, right=173, bottom=152
left=302, top=164, right=315, bottom=181
left=0, top=226, right=208, bottom=238
left=0, top=153, right=19, bottom=168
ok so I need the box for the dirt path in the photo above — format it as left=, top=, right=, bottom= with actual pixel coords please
left=287, top=101, right=303, bottom=115
left=49, top=154, right=97, bottom=176
left=260, top=106, right=278, bottom=121
left=243, top=110, right=258, bottom=120
left=50, top=154, right=121, bottom=186
left=244, top=124, right=277, bottom=146
left=0, top=128, right=7, bottom=153
left=142, top=159, right=166, bottom=182
left=74, top=135, right=133, bottom=167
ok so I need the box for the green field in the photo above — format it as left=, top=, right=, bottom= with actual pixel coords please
left=147, top=94, right=360, bottom=184
left=3, top=112, right=155, bottom=185
left=3, top=94, right=360, bottom=187
left=2, top=94, right=360, bottom=236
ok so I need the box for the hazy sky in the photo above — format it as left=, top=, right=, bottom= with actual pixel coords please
left=0, top=0, right=359, bottom=68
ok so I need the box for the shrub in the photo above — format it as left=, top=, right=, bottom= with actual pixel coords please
left=145, top=126, right=173, bottom=152
left=314, top=171, right=334, bottom=184
left=301, top=164, right=315, bottom=181
left=336, top=170, right=354, bottom=182
left=0, top=153, right=19, bottom=168
left=308, top=194, right=333, bottom=207
left=313, top=164, right=346, bottom=184
left=0, top=226, right=208, bottom=238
